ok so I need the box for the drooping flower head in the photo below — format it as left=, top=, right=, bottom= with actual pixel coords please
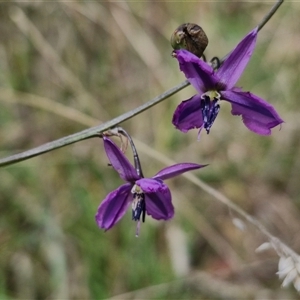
left=96, top=136, right=207, bottom=236
left=172, top=27, right=283, bottom=136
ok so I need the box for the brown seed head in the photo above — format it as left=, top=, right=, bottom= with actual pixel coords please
left=170, top=23, right=208, bottom=58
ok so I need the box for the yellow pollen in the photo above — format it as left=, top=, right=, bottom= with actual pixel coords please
left=131, top=184, right=143, bottom=194
left=203, top=90, right=220, bottom=101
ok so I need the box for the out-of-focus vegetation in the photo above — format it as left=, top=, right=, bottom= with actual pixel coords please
left=0, top=2, right=299, bottom=299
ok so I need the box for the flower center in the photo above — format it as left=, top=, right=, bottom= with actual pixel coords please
left=200, top=91, right=221, bottom=134
left=131, top=184, right=146, bottom=237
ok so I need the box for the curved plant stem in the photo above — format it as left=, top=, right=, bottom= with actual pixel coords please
left=0, top=0, right=284, bottom=168
left=0, top=81, right=188, bottom=167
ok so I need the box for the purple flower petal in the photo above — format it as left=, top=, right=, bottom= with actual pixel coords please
left=175, top=49, right=218, bottom=93
left=153, top=163, right=207, bottom=181
left=217, top=27, right=258, bottom=89
left=145, top=189, right=174, bottom=220
left=222, top=90, right=284, bottom=135
left=95, top=183, right=132, bottom=230
left=172, top=94, right=203, bottom=132
left=135, top=178, right=168, bottom=193
left=103, top=137, right=140, bottom=182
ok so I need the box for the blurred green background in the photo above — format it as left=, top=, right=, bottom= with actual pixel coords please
left=0, top=1, right=299, bottom=299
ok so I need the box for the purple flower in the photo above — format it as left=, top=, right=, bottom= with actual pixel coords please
left=172, top=27, right=283, bottom=136
left=96, top=136, right=206, bottom=234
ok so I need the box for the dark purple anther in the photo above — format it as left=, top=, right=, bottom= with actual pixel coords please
left=132, top=191, right=146, bottom=222
left=200, top=95, right=220, bottom=134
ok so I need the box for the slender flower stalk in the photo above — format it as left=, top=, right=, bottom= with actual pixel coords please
left=95, top=136, right=207, bottom=236
left=172, top=28, right=283, bottom=136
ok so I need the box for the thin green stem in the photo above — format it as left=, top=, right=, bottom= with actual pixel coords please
left=0, top=0, right=284, bottom=168
left=257, top=0, right=284, bottom=32
left=0, top=81, right=188, bottom=167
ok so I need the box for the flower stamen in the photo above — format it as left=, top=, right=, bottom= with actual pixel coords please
left=131, top=184, right=146, bottom=223
left=200, top=91, right=220, bottom=134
